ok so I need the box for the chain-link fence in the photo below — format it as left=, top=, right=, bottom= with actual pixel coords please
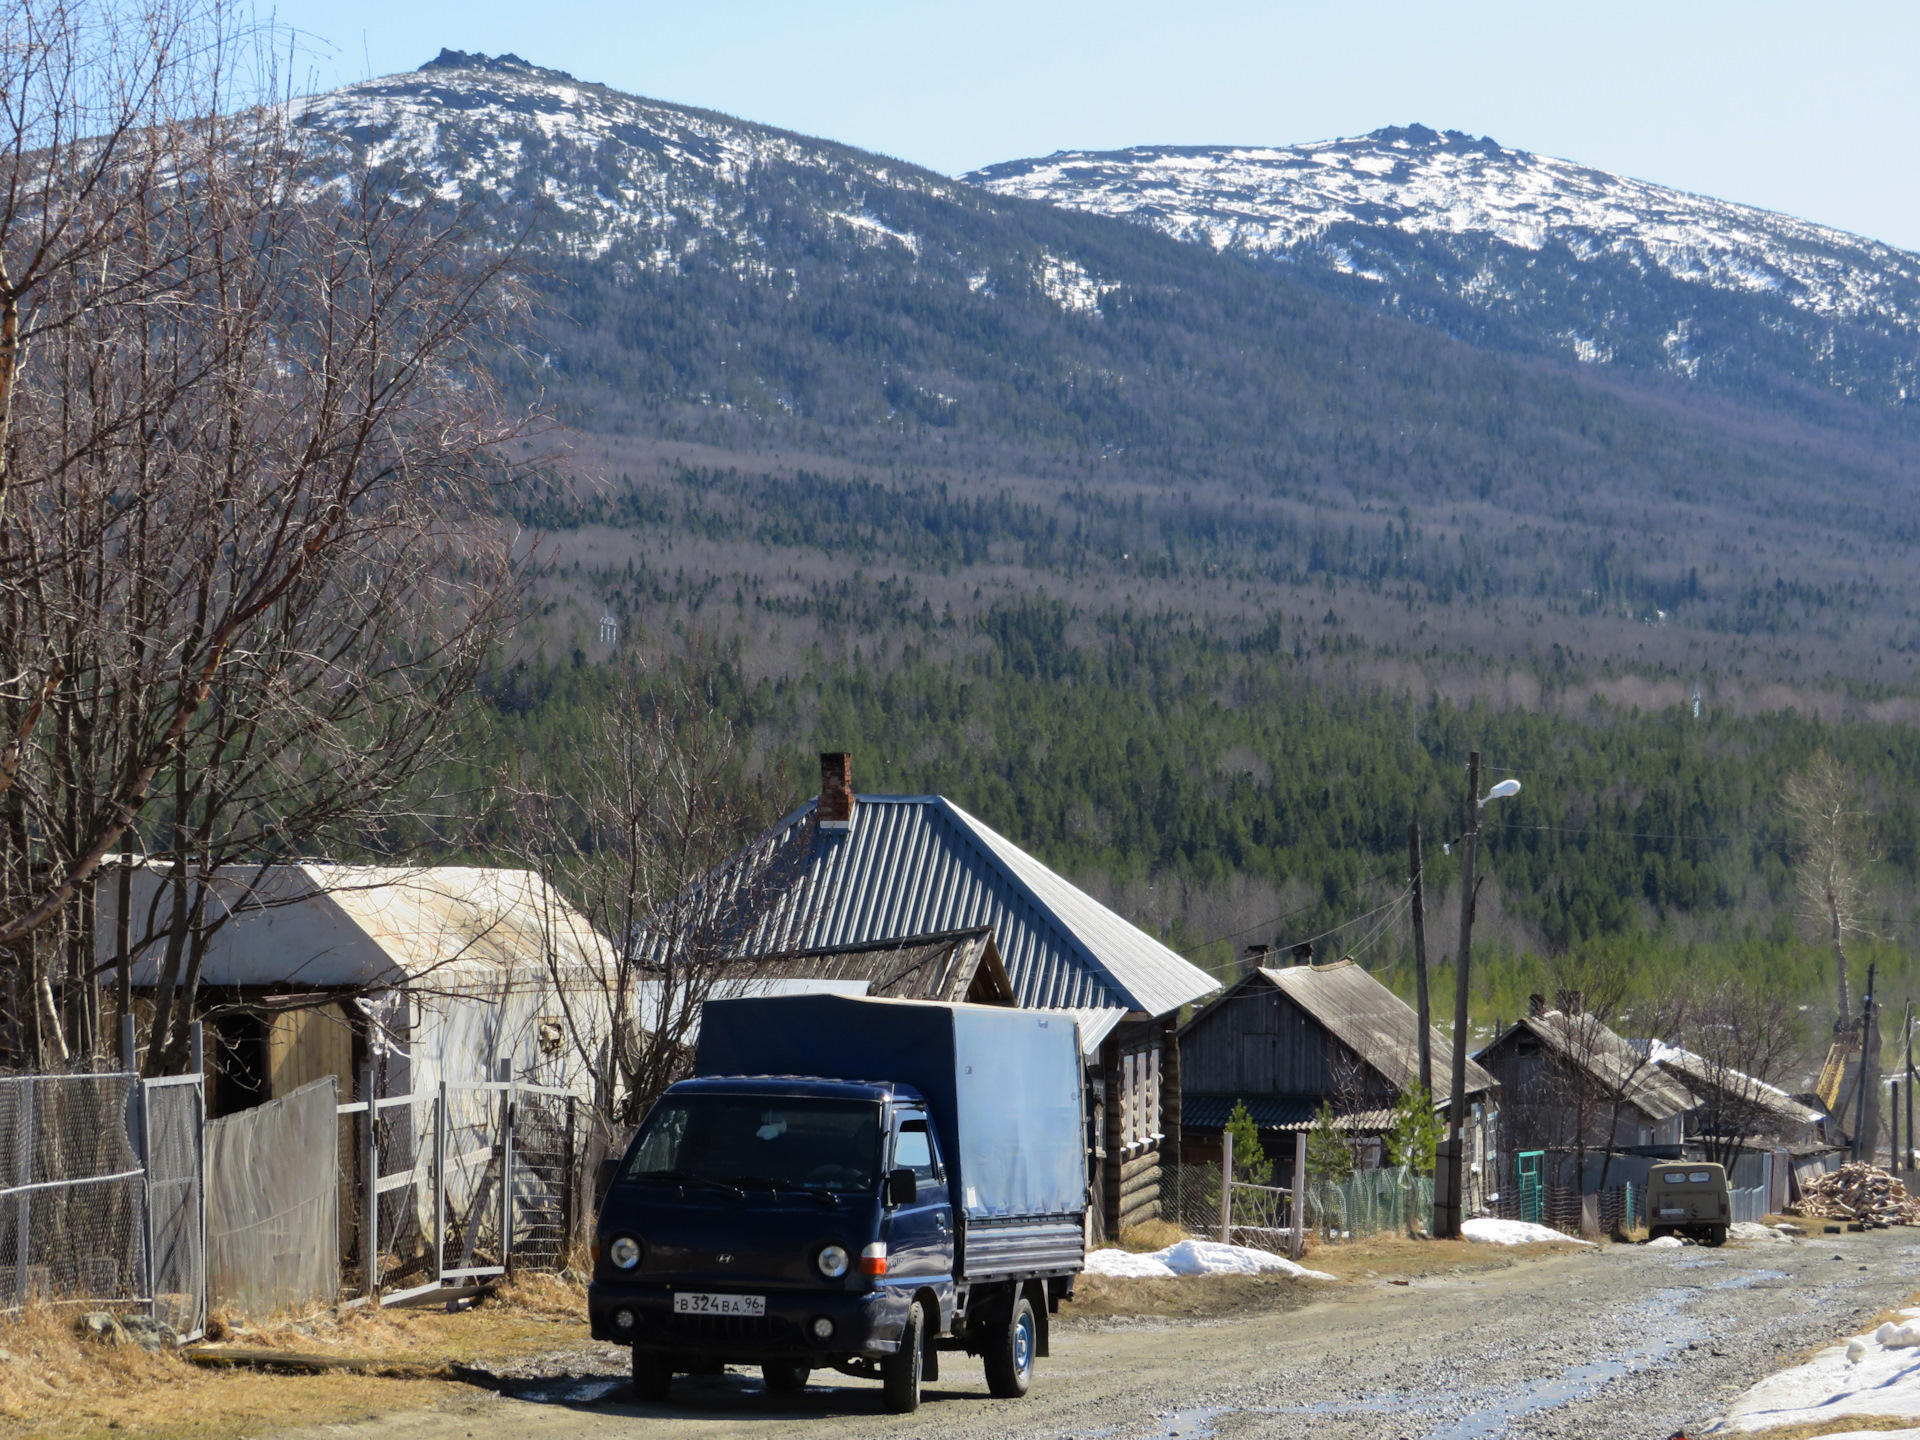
left=510, top=1089, right=577, bottom=1272
left=207, top=1077, right=339, bottom=1319
left=0, top=1073, right=147, bottom=1313
left=1305, top=1166, right=1433, bottom=1240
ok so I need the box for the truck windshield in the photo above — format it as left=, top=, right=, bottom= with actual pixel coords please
left=622, top=1095, right=882, bottom=1195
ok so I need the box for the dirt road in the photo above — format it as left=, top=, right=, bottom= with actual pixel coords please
left=283, top=1231, right=1920, bottom=1440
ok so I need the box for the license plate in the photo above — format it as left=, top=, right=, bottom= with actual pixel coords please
left=674, top=1292, right=765, bottom=1317
left=1659, top=1207, right=1688, bottom=1217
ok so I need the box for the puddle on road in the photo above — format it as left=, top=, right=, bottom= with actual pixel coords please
left=1714, top=1269, right=1788, bottom=1290
left=1153, top=1406, right=1232, bottom=1438
left=509, top=1376, right=627, bottom=1405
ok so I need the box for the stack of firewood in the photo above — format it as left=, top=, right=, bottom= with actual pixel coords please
left=1788, top=1162, right=1920, bottom=1225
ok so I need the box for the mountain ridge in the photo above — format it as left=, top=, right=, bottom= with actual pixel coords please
left=967, top=125, right=1920, bottom=409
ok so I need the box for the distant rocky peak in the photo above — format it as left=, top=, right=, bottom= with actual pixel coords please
left=417, top=49, right=575, bottom=82
left=1365, top=123, right=1506, bottom=155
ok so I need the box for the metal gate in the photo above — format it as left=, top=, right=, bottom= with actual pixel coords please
left=139, top=1074, right=206, bottom=1339
left=1516, top=1150, right=1545, bottom=1225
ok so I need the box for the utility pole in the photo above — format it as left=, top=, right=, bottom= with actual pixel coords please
left=1439, top=750, right=1481, bottom=1239
left=1410, top=820, right=1432, bottom=1097
left=1851, top=963, right=1877, bottom=1163
left=1896, top=1006, right=1912, bottom=1175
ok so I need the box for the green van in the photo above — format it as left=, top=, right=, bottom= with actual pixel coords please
left=1646, top=1162, right=1730, bottom=1245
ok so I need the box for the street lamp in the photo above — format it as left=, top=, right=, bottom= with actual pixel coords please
left=1437, top=753, right=1520, bottom=1238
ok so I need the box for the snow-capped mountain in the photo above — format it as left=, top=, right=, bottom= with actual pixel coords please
left=296, top=50, right=961, bottom=267
left=968, top=127, right=1920, bottom=406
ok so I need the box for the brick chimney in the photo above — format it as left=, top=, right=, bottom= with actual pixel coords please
left=1528, top=993, right=1547, bottom=1018
left=1291, top=942, right=1314, bottom=967
left=818, top=752, right=854, bottom=832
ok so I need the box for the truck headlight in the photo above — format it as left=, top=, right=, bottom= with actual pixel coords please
left=815, top=1243, right=850, bottom=1278
left=608, top=1235, right=642, bottom=1270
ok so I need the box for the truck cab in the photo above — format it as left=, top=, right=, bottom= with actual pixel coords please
left=589, top=995, right=1085, bottom=1413
left=1646, top=1161, right=1730, bottom=1245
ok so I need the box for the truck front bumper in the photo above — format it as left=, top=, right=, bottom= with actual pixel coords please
left=589, top=1282, right=910, bottom=1360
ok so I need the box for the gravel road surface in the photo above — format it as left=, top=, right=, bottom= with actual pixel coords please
left=283, top=1230, right=1920, bottom=1440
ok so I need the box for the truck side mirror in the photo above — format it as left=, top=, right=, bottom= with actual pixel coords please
left=886, top=1167, right=918, bottom=1206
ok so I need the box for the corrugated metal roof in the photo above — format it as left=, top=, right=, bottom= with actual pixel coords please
left=1182, top=961, right=1497, bottom=1098
left=1650, top=1044, right=1823, bottom=1126
left=1182, top=1093, right=1398, bottom=1133
left=1037, top=1005, right=1127, bottom=1058
left=1481, top=1013, right=1697, bottom=1122
left=1263, top=961, right=1498, bottom=1098
left=739, top=795, right=1220, bottom=1021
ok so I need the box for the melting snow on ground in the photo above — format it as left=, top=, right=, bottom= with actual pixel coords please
left=1461, top=1217, right=1595, bottom=1247
left=1713, top=1308, right=1920, bottom=1432
left=1083, top=1240, right=1334, bottom=1280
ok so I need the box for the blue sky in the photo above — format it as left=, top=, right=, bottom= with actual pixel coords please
left=270, top=1, right=1920, bottom=250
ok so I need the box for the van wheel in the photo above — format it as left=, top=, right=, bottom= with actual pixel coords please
left=762, top=1363, right=809, bottom=1394
left=631, top=1347, right=673, bottom=1402
left=1708, top=1225, right=1728, bottom=1247
left=984, top=1294, right=1036, bottom=1399
left=882, top=1302, right=924, bottom=1413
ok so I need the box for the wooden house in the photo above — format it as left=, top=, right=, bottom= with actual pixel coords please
left=1177, top=959, right=1498, bottom=1185
left=685, top=753, right=1223, bottom=1238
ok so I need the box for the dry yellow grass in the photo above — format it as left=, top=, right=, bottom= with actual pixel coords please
left=0, top=1279, right=602, bottom=1440
left=1115, top=1219, right=1187, bottom=1253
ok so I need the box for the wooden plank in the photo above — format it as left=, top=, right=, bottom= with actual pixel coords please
left=1118, top=1188, right=1160, bottom=1225
left=1119, top=1148, right=1161, bottom=1184
left=1120, top=1168, right=1160, bottom=1206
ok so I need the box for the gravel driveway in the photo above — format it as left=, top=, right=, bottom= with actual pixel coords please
left=282, top=1230, right=1920, bottom=1440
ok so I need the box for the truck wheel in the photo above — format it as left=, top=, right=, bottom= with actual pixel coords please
left=1708, top=1225, right=1728, bottom=1247
left=882, top=1301, right=924, bottom=1413
left=983, top=1294, right=1036, bottom=1399
left=631, top=1346, right=673, bottom=1402
left=762, top=1363, right=810, bottom=1394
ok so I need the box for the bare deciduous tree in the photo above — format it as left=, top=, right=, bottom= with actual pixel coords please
left=1669, top=980, right=1808, bottom=1171
left=1783, top=750, right=1876, bottom=1026
left=508, top=651, right=804, bottom=1123
left=0, top=0, right=533, bottom=1069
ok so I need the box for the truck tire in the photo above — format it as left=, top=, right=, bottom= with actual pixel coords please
left=882, top=1301, right=924, bottom=1413
left=631, top=1346, right=673, bottom=1402
left=1708, top=1224, right=1728, bottom=1247
left=983, top=1293, right=1036, bottom=1399
left=762, top=1363, right=809, bottom=1394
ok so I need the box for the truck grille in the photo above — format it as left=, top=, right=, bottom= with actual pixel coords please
left=666, top=1312, right=790, bottom=1342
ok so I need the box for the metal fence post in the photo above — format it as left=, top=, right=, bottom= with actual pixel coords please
left=1292, top=1131, right=1307, bottom=1259
left=14, top=1077, right=31, bottom=1309
left=361, top=1063, right=379, bottom=1303
left=1219, top=1129, right=1233, bottom=1243
left=502, top=1085, right=517, bottom=1283
left=563, top=1095, right=578, bottom=1259
left=139, top=1079, right=156, bottom=1318
left=434, top=1081, right=448, bottom=1286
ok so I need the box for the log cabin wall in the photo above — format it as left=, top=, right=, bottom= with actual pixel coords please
left=1098, top=1020, right=1167, bottom=1238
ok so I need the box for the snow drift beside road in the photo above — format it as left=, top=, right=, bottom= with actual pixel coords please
left=1717, top=1307, right=1920, bottom=1431
left=1083, top=1240, right=1334, bottom=1281
left=1461, top=1218, right=1594, bottom=1247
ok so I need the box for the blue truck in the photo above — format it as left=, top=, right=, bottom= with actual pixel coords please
left=588, top=994, right=1087, bottom=1412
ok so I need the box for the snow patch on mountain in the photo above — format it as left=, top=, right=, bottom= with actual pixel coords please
left=293, top=50, right=953, bottom=264
left=966, top=125, right=1920, bottom=334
